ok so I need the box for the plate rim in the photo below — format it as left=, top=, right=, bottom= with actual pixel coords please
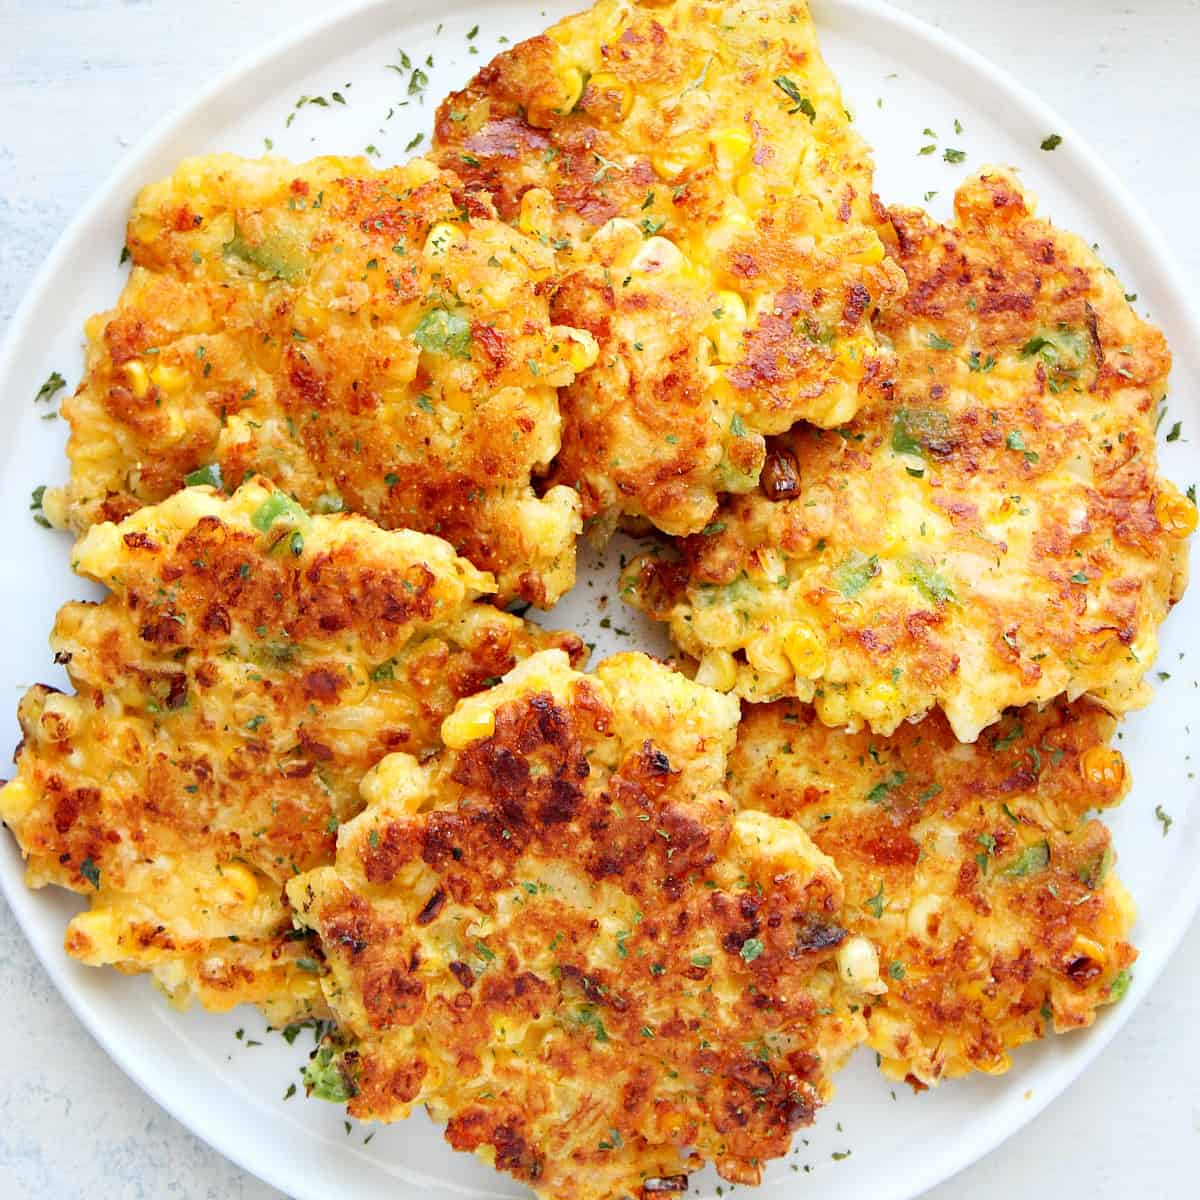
left=1, top=1, right=1197, bottom=1197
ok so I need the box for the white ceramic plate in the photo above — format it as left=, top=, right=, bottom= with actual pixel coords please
left=1, top=2, right=1197, bottom=1197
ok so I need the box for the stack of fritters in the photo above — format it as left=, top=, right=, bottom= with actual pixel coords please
left=2, top=0, right=1193, bottom=1197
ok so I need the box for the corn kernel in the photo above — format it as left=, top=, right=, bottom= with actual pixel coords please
left=123, top=360, right=150, bottom=398
left=735, top=171, right=768, bottom=210
left=1080, top=744, right=1125, bottom=790
left=696, top=649, right=738, bottom=693
left=629, top=236, right=685, bottom=276
left=845, top=232, right=886, bottom=266
left=66, top=908, right=119, bottom=963
left=0, top=777, right=37, bottom=821
left=423, top=221, right=462, bottom=259
left=707, top=290, right=748, bottom=362
left=518, top=189, right=554, bottom=238
left=711, top=127, right=753, bottom=173
left=441, top=703, right=496, bottom=750
left=150, top=364, right=188, bottom=395
left=529, top=66, right=586, bottom=125
left=781, top=621, right=827, bottom=679
left=217, top=862, right=259, bottom=906
left=1070, top=934, right=1108, bottom=968
left=1155, top=488, right=1198, bottom=537
left=837, top=934, right=886, bottom=994
left=359, top=752, right=427, bottom=813
left=552, top=325, right=600, bottom=374
left=584, top=71, right=633, bottom=122
left=651, top=143, right=703, bottom=180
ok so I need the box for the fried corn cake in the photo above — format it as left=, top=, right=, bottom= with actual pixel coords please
left=0, top=480, right=583, bottom=1020
left=44, top=153, right=600, bottom=606
left=731, top=697, right=1136, bottom=1086
left=287, top=650, right=870, bottom=1198
left=625, top=168, right=1193, bottom=739
left=435, top=0, right=905, bottom=538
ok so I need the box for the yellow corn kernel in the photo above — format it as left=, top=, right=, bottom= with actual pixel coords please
left=441, top=703, right=496, bottom=750
left=0, top=776, right=36, bottom=821
left=359, top=752, right=427, bottom=813
left=651, top=143, right=703, bottom=180
left=845, top=232, right=886, bottom=266
left=552, top=325, right=600, bottom=374
left=707, top=290, right=748, bottom=363
left=1079, top=744, right=1125, bottom=790
left=696, top=649, right=738, bottom=693
left=865, top=680, right=898, bottom=710
left=584, top=71, right=633, bottom=122
left=123, top=359, right=150, bottom=398
left=1155, top=488, right=1198, bottom=537
left=67, top=909, right=119, bottom=963
left=423, top=221, right=462, bottom=259
left=292, top=294, right=329, bottom=333
left=660, top=1111, right=688, bottom=1143
left=711, top=127, right=752, bottom=173
left=558, top=66, right=586, bottom=113
left=781, top=621, right=826, bottom=679
left=529, top=66, right=586, bottom=125
left=1070, top=935, right=1108, bottom=969
left=629, top=235, right=685, bottom=276
left=735, top=170, right=768, bottom=211
left=975, top=1051, right=1013, bottom=1076
left=217, top=862, right=259, bottom=906
left=518, top=189, right=554, bottom=238
left=150, top=364, right=189, bottom=395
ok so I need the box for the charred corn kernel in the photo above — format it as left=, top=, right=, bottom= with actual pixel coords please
left=781, top=621, right=826, bottom=679
left=123, top=360, right=150, bottom=398
left=1070, top=934, right=1108, bottom=968
left=696, top=649, right=738, bottom=692
left=1155, top=488, right=1198, bottom=537
left=67, top=909, right=119, bottom=961
left=846, top=232, right=886, bottom=266
left=150, top=364, right=188, bottom=395
left=441, top=703, right=496, bottom=750
left=629, top=236, right=685, bottom=276
left=1080, top=744, right=1125, bottom=789
left=552, top=325, right=600, bottom=373
left=837, top=935, right=885, bottom=994
left=584, top=71, right=633, bottom=121
left=707, top=291, right=748, bottom=362
left=711, top=127, right=752, bottom=173
left=423, top=221, right=462, bottom=258
left=217, top=862, right=259, bottom=906
left=0, top=777, right=36, bottom=820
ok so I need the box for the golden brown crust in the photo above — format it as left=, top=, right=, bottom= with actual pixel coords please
left=46, top=154, right=596, bottom=606
left=730, top=696, right=1137, bottom=1084
left=434, top=0, right=905, bottom=538
left=289, top=652, right=867, bottom=1199
left=624, top=168, right=1192, bottom=738
left=0, top=481, right=582, bottom=1019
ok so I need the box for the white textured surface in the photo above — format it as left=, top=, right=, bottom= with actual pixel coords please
left=1, top=1, right=1198, bottom=1197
